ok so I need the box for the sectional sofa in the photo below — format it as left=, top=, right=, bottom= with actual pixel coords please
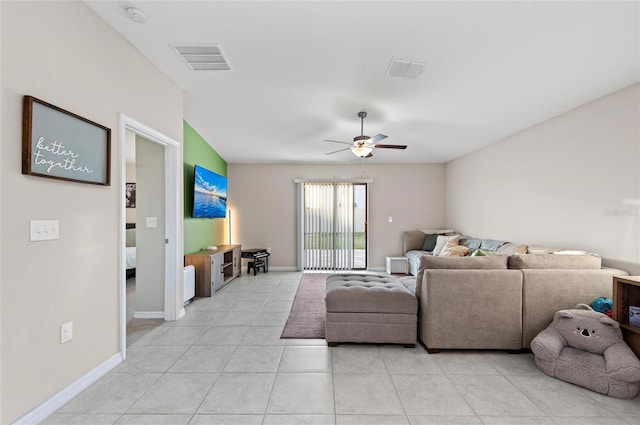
left=403, top=230, right=628, bottom=352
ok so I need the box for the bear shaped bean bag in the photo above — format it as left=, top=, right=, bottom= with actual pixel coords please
left=531, top=304, right=640, bottom=399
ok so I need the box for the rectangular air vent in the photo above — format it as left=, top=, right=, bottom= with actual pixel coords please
left=173, top=44, right=231, bottom=71
left=385, top=57, right=426, bottom=80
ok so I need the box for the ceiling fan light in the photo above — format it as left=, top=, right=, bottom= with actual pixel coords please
left=352, top=145, right=373, bottom=158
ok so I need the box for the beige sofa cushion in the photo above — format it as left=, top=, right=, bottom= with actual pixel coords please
left=509, top=254, right=601, bottom=270
left=421, top=254, right=509, bottom=270
left=415, top=254, right=509, bottom=299
left=403, top=230, right=427, bottom=253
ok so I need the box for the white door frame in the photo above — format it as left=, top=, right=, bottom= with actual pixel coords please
left=119, top=114, right=182, bottom=359
left=294, top=178, right=372, bottom=271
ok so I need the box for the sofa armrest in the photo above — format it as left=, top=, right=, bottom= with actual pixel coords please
left=604, top=342, right=640, bottom=382
left=419, top=269, right=523, bottom=350
left=403, top=230, right=426, bottom=253
left=530, top=328, right=565, bottom=376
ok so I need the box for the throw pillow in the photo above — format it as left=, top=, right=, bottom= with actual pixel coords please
left=433, top=234, right=459, bottom=256
left=459, top=236, right=482, bottom=251
left=422, top=234, right=438, bottom=252
left=471, top=249, right=502, bottom=257
left=439, top=240, right=469, bottom=257
left=553, top=250, right=600, bottom=257
left=480, top=239, right=505, bottom=251
left=497, top=242, right=528, bottom=255
left=527, top=245, right=559, bottom=254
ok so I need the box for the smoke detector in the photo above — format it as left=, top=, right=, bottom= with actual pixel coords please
left=125, top=7, right=147, bottom=24
left=385, top=57, right=427, bottom=80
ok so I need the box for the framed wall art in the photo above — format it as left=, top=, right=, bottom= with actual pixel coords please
left=22, top=95, right=111, bottom=185
left=125, top=183, right=136, bottom=208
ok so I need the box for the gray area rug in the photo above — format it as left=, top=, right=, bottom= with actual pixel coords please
left=280, top=273, right=328, bottom=339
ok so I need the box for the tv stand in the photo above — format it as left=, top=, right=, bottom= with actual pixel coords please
left=185, top=245, right=241, bottom=297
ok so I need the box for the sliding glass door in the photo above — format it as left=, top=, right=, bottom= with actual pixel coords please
left=302, top=182, right=367, bottom=270
left=352, top=183, right=367, bottom=269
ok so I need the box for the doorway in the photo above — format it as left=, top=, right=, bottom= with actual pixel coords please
left=124, top=131, right=167, bottom=345
left=119, top=114, right=181, bottom=359
left=300, top=182, right=368, bottom=271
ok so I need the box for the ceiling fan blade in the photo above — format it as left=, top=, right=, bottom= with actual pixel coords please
left=365, top=152, right=373, bottom=158
left=325, top=147, right=351, bottom=155
left=324, top=139, right=352, bottom=145
left=371, top=134, right=388, bottom=143
left=374, top=144, right=408, bottom=149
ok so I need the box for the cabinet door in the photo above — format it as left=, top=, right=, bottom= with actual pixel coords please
left=211, top=254, right=223, bottom=293
left=232, top=247, right=241, bottom=277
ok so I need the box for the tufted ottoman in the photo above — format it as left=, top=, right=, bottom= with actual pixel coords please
left=325, top=274, right=418, bottom=347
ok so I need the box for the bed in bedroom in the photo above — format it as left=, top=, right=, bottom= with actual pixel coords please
left=126, top=225, right=136, bottom=278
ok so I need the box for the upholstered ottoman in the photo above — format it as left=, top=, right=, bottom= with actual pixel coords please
left=325, top=274, right=418, bottom=346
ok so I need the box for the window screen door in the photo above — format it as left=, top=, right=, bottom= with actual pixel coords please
left=302, top=182, right=367, bottom=270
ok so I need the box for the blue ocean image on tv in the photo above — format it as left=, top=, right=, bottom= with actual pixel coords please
left=193, top=165, right=227, bottom=218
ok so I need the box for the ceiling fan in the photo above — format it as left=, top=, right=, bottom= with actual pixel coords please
left=324, top=111, right=408, bottom=158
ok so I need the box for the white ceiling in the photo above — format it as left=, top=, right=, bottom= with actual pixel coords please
left=85, top=1, right=639, bottom=164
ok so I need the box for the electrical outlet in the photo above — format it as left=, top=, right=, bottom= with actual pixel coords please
left=388, top=216, right=393, bottom=223
left=60, top=321, right=73, bottom=344
left=30, top=220, right=59, bottom=241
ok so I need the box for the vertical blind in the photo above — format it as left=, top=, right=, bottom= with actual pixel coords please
left=303, top=182, right=354, bottom=270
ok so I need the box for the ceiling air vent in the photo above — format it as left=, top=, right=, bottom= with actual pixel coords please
left=173, top=44, right=231, bottom=71
left=385, top=57, right=426, bottom=80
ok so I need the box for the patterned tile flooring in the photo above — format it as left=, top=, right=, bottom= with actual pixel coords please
left=43, top=271, right=640, bottom=425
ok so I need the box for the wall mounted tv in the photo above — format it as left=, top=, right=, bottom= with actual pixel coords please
left=192, top=165, right=227, bottom=218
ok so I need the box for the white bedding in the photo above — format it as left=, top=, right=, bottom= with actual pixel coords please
left=126, top=246, right=136, bottom=270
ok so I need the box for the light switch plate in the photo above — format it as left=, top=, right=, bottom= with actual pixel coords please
left=146, top=217, right=158, bottom=228
left=30, top=220, right=59, bottom=241
left=60, top=321, right=73, bottom=344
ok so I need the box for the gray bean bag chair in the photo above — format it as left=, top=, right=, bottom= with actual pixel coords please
left=531, top=304, right=640, bottom=399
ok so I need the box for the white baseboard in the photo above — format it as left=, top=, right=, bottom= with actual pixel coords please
left=368, top=266, right=386, bottom=272
left=266, top=266, right=298, bottom=271
left=12, top=352, right=122, bottom=425
left=133, top=311, right=164, bottom=319
left=178, top=308, right=186, bottom=319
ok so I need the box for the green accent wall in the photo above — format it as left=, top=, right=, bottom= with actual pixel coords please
left=183, top=121, right=228, bottom=254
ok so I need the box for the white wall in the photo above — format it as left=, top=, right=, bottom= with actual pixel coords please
left=135, top=135, right=166, bottom=315
left=446, top=84, right=640, bottom=274
left=228, top=163, right=446, bottom=269
left=0, top=2, right=183, bottom=423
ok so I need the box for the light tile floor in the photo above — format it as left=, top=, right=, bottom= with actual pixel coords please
left=45, top=271, right=640, bottom=425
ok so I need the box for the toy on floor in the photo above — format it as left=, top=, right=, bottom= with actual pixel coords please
left=530, top=303, right=640, bottom=399
left=591, top=297, right=613, bottom=317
